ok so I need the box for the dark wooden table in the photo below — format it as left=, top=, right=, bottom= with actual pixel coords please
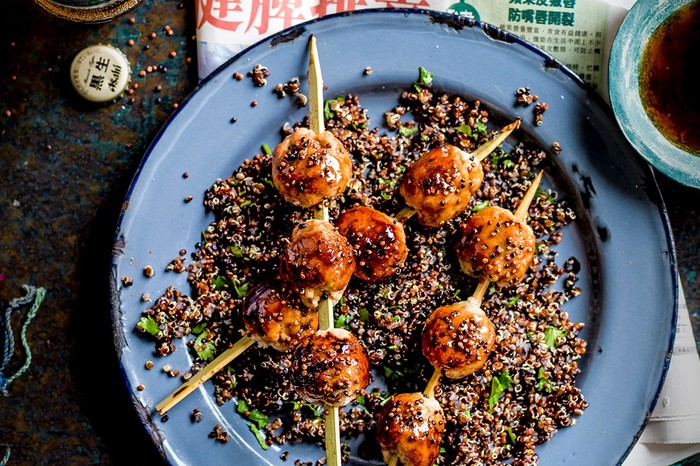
left=0, top=1, right=698, bottom=464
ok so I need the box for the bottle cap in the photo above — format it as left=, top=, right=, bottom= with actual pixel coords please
left=70, top=44, right=131, bottom=103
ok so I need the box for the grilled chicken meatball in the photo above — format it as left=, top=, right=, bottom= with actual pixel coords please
left=455, top=205, right=536, bottom=287
left=280, top=219, right=356, bottom=309
left=291, top=328, right=370, bottom=407
left=376, top=393, right=446, bottom=466
left=422, top=298, right=496, bottom=379
left=399, top=144, right=484, bottom=228
left=336, top=206, right=408, bottom=281
left=272, top=127, right=353, bottom=208
left=241, top=282, right=318, bottom=352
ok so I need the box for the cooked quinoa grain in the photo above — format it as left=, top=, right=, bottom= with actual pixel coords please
left=136, top=80, right=586, bottom=465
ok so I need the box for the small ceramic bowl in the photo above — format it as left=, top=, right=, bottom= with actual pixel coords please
left=609, top=0, right=700, bottom=189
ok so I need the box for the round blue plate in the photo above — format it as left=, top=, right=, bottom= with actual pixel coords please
left=609, top=0, right=700, bottom=189
left=111, top=9, right=677, bottom=466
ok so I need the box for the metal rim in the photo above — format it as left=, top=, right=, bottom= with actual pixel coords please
left=34, top=0, right=144, bottom=23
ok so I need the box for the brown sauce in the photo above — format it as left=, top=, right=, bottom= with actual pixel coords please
left=639, top=1, right=700, bottom=155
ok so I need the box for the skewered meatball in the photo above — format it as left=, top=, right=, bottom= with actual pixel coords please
left=280, top=219, right=356, bottom=309
left=336, top=206, right=408, bottom=281
left=241, top=282, right=318, bottom=352
left=455, top=205, right=536, bottom=287
left=291, top=328, right=370, bottom=407
left=422, top=298, right=496, bottom=379
left=399, top=144, right=484, bottom=228
left=272, top=127, right=353, bottom=208
left=375, top=393, right=446, bottom=466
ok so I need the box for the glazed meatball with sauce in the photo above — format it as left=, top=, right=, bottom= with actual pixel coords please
left=399, top=144, right=484, bottom=228
left=336, top=206, right=408, bottom=281
left=375, top=393, right=446, bottom=466
left=421, top=298, right=496, bottom=379
left=455, top=205, right=536, bottom=287
left=272, top=127, right=353, bottom=208
left=241, top=282, right=318, bottom=352
left=291, top=328, right=370, bottom=407
left=280, top=219, right=356, bottom=309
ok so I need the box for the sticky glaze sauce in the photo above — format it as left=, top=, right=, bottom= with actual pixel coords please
left=639, top=1, right=700, bottom=155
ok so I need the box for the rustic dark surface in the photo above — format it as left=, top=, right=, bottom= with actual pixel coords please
left=0, top=1, right=698, bottom=465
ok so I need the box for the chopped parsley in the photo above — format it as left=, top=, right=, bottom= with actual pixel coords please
left=261, top=143, right=271, bottom=155
left=334, top=314, right=351, bottom=330
left=413, top=66, right=434, bottom=91
left=488, top=370, right=513, bottom=413
left=536, top=367, right=554, bottom=392
left=506, top=426, right=517, bottom=445
left=249, top=424, right=269, bottom=450
left=137, top=316, right=159, bottom=336
left=194, top=332, right=215, bottom=361
left=472, top=200, right=490, bottom=212
left=544, top=326, right=565, bottom=348
left=324, top=96, right=345, bottom=120
left=455, top=124, right=473, bottom=137
left=398, top=126, right=418, bottom=138
left=490, top=149, right=514, bottom=168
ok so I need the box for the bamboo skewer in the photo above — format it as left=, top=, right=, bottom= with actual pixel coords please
left=388, top=171, right=542, bottom=466
left=309, top=34, right=342, bottom=466
left=154, top=36, right=338, bottom=421
left=155, top=335, right=255, bottom=415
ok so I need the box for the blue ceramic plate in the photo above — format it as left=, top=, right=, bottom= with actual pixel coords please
left=609, top=0, right=700, bottom=189
left=111, top=9, right=677, bottom=466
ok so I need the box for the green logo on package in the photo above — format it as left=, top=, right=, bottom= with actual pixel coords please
left=447, top=1, right=480, bottom=21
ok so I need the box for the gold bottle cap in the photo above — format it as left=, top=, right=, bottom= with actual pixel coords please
left=70, top=44, right=131, bottom=103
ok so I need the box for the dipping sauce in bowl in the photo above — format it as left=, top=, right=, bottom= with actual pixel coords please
left=609, top=0, right=700, bottom=188
left=639, top=1, right=700, bottom=155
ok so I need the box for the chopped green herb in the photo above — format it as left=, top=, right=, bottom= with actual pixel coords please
left=233, top=281, right=250, bottom=298
left=262, top=178, right=276, bottom=190
left=384, top=366, right=395, bottom=379
left=240, top=199, right=252, bottom=208
left=324, top=96, right=345, bottom=120
left=212, top=275, right=230, bottom=290
left=359, top=308, right=370, bottom=323
left=248, top=423, right=269, bottom=450
left=490, top=149, right=513, bottom=168
left=488, top=370, right=513, bottom=412
left=191, top=322, right=207, bottom=334
left=356, top=395, right=366, bottom=406
left=387, top=344, right=398, bottom=351
left=413, top=66, right=434, bottom=91
left=536, top=367, right=553, bottom=392
left=237, top=399, right=250, bottom=414
left=507, top=296, right=520, bottom=306
left=476, top=121, right=488, bottom=138
left=334, top=314, right=350, bottom=330
left=544, top=326, right=565, bottom=348
left=380, top=191, right=392, bottom=200
left=229, top=245, right=245, bottom=258
left=453, top=289, right=461, bottom=299
left=536, top=188, right=555, bottom=203
left=261, top=143, right=271, bottom=155
left=472, top=200, right=490, bottom=212
left=137, top=316, right=159, bottom=336
left=506, top=426, right=517, bottom=445
left=248, top=409, right=269, bottom=430
left=194, top=332, right=215, bottom=361
left=455, top=124, right=473, bottom=137
left=398, top=126, right=418, bottom=138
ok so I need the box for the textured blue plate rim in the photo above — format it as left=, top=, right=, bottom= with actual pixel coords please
left=109, top=8, right=678, bottom=466
left=609, top=0, right=700, bottom=189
